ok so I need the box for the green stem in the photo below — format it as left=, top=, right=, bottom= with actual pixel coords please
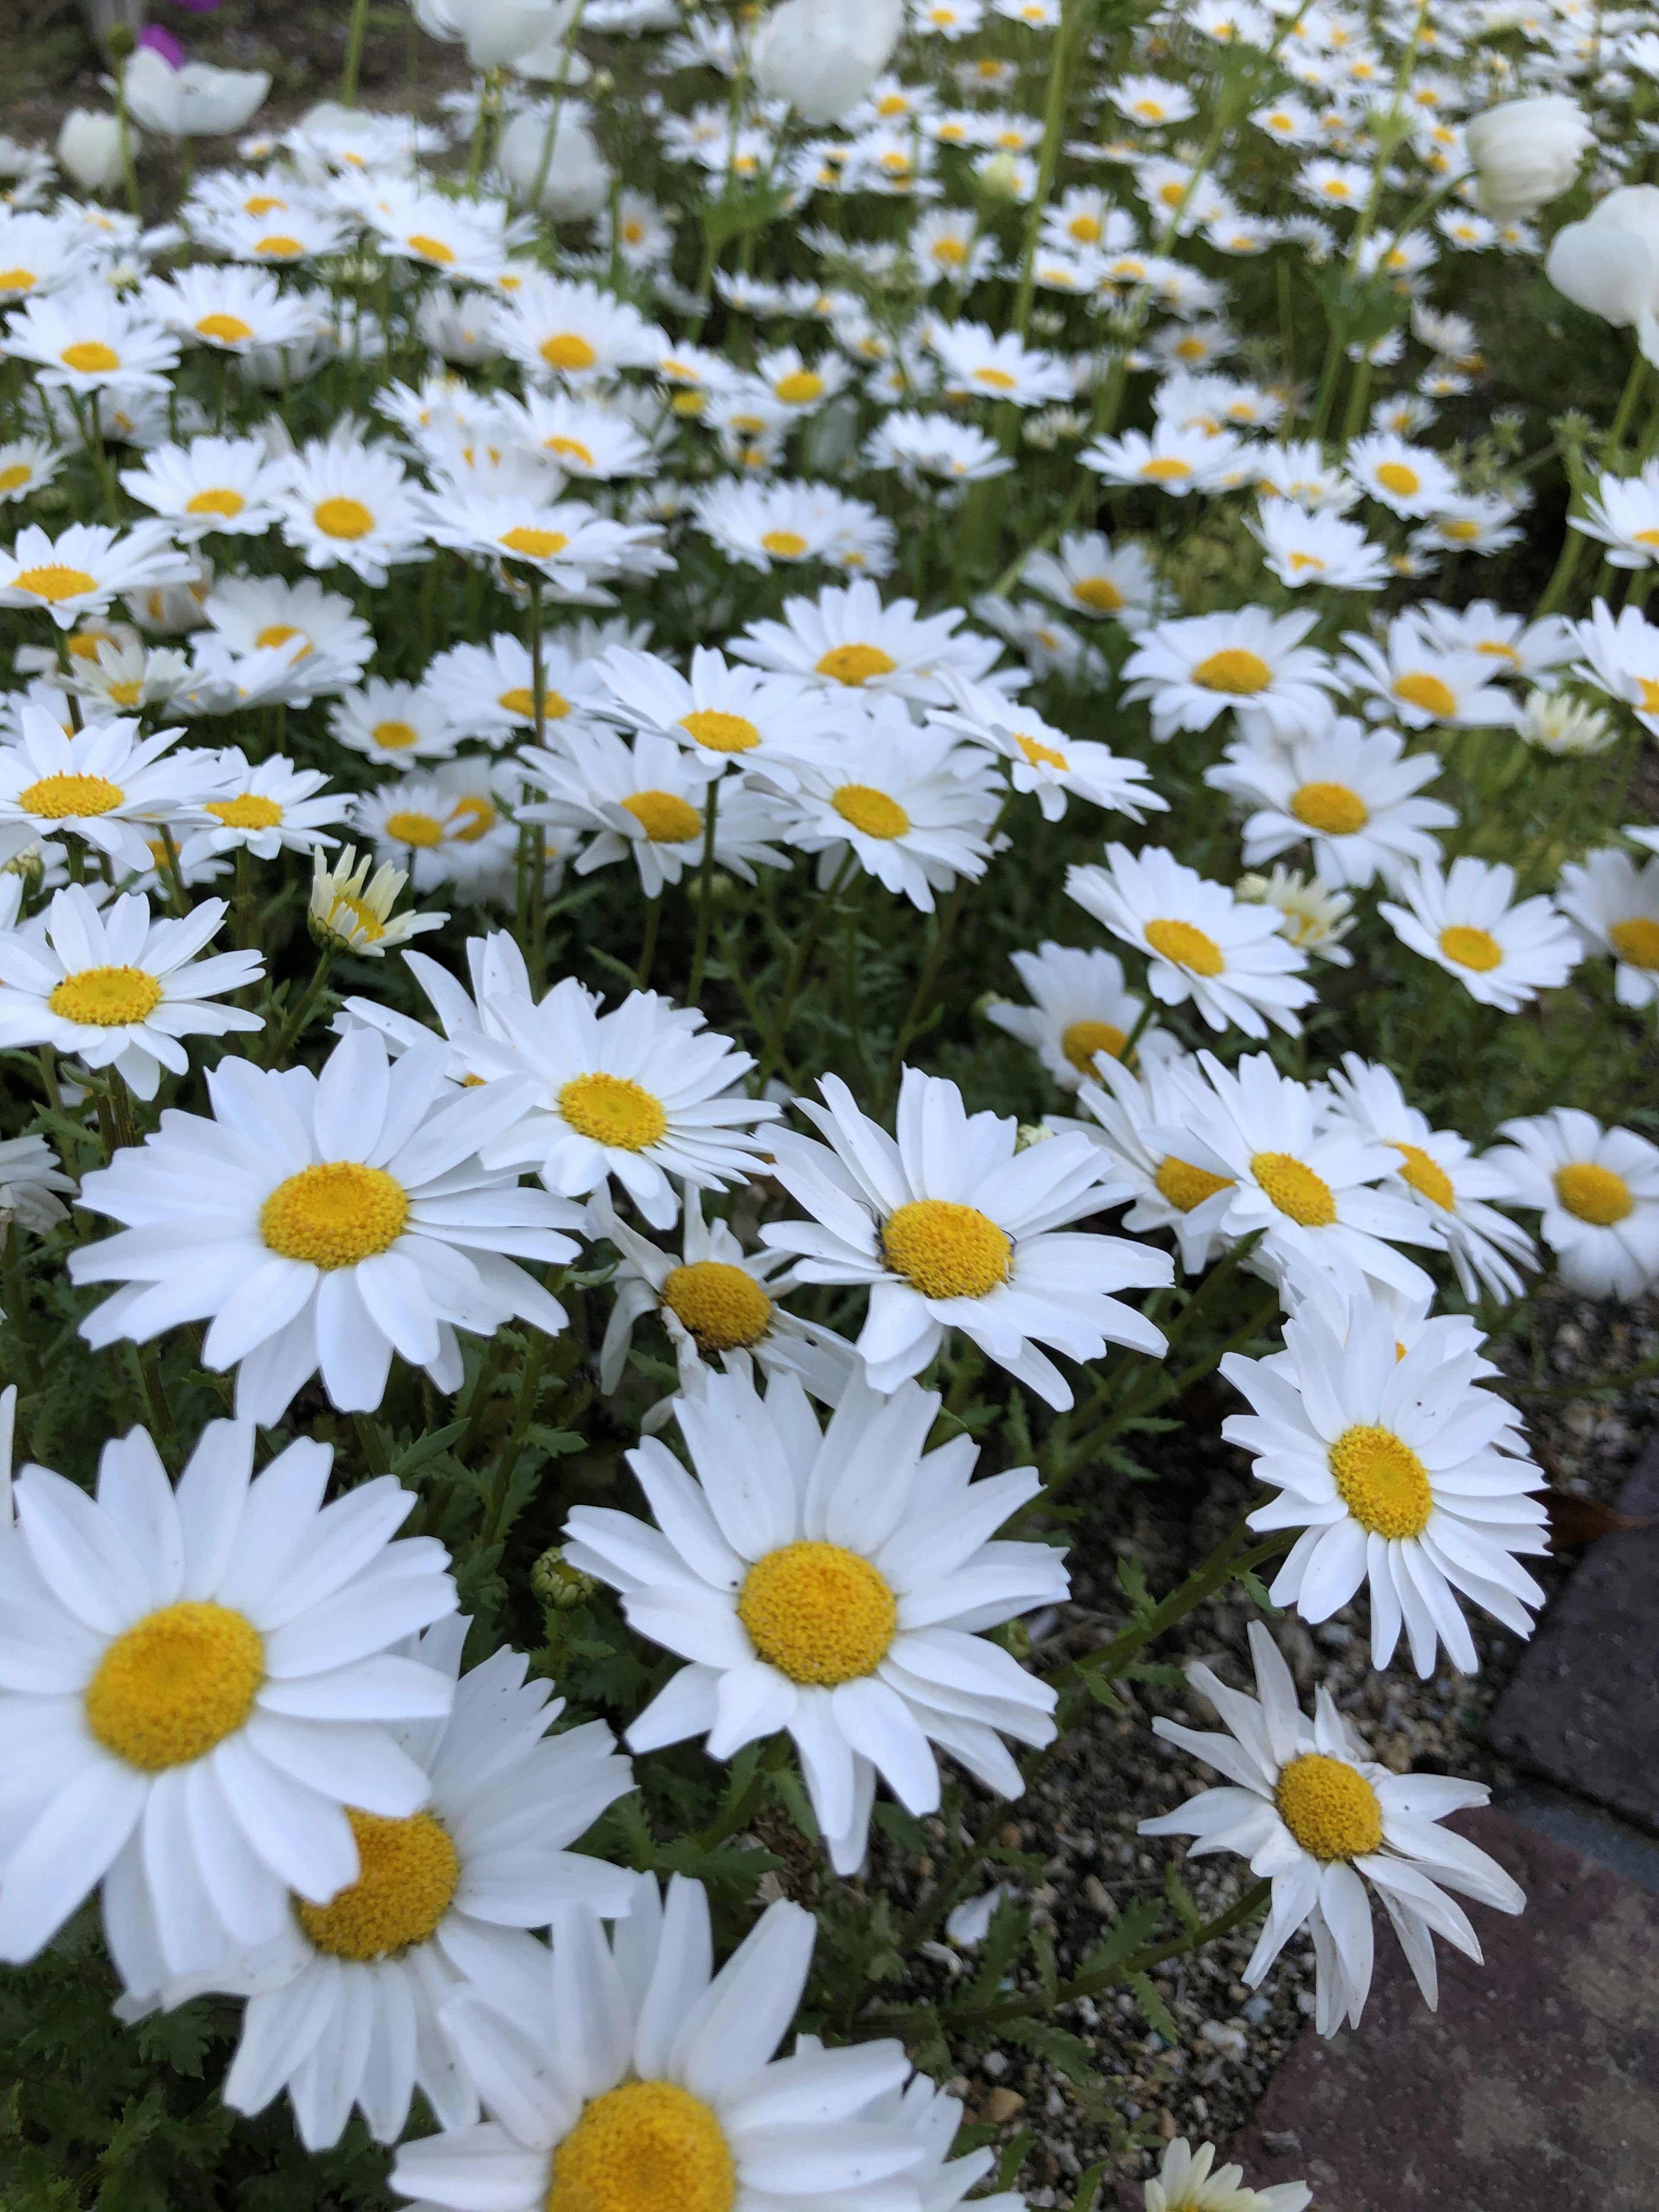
left=636, top=893, right=662, bottom=988
left=528, top=3, right=589, bottom=214
left=483, top=1330, right=549, bottom=1546
left=341, top=0, right=373, bottom=104
left=1048, top=1527, right=1294, bottom=1700
left=265, top=949, right=335, bottom=1066
left=1012, top=0, right=1090, bottom=339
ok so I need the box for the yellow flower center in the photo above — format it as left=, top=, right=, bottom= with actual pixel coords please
left=1016, top=732, right=1068, bottom=771
left=883, top=1197, right=1010, bottom=1300
left=448, top=795, right=496, bottom=842
left=1393, top=1141, right=1454, bottom=1211
left=0, top=267, right=35, bottom=292
left=932, top=237, right=969, bottom=266
left=406, top=233, right=454, bottom=263
left=1140, top=456, right=1193, bottom=480
left=186, top=486, right=248, bottom=518
left=254, top=234, right=304, bottom=257
left=833, top=783, right=910, bottom=839
left=1554, top=1161, right=1632, bottom=1225
left=661, top=1260, right=773, bottom=1353
left=1251, top=1150, right=1337, bottom=1227
left=1440, top=519, right=1480, bottom=543
left=774, top=370, right=824, bottom=405
left=372, top=718, right=419, bottom=750
left=48, top=964, right=162, bottom=1027
left=244, top=194, right=284, bottom=215
left=256, top=623, right=304, bottom=650
left=296, top=1808, right=460, bottom=1959
left=1154, top=1156, right=1234, bottom=1211
left=1071, top=575, right=1124, bottom=612
left=105, top=679, right=143, bottom=706
left=1609, top=916, right=1659, bottom=969
left=1062, top=1017, right=1127, bottom=1072
left=815, top=643, right=897, bottom=686
left=1290, top=780, right=1368, bottom=836
left=547, top=2081, right=735, bottom=2212
left=1192, top=648, right=1271, bottom=695
left=760, top=530, right=810, bottom=558
left=541, top=332, right=599, bottom=371
left=67, top=634, right=104, bottom=658
left=1274, top=1752, right=1384, bottom=1862
left=500, top=526, right=572, bottom=560
left=85, top=1600, right=264, bottom=1771
left=622, top=789, right=703, bottom=843
left=1144, top=917, right=1224, bottom=976
left=206, top=793, right=284, bottom=831
left=13, top=565, right=99, bottom=605
left=325, top=891, right=385, bottom=944
left=738, top=1541, right=897, bottom=1686
left=18, top=771, right=124, bottom=816
left=560, top=1071, right=667, bottom=1151
left=314, top=496, right=374, bottom=540
left=1639, top=677, right=1659, bottom=715
left=1392, top=671, right=1457, bottom=718
left=385, top=809, right=446, bottom=848
left=680, top=709, right=761, bottom=754
left=546, top=435, right=597, bottom=468
left=0, top=462, right=32, bottom=492
left=1374, top=461, right=1420, bottom=497
left=973, top=366, right=1019, bottom=391
left=1329, top=1422, right=1433, bottom=1538
left=1437, top=924, right=1502, bottom=973
left=60, top=340, right=120, bottom=373
left=194, top=312, right=254, bottom=344
left=261, top=1161, right=410, bottom=1268
left=499, top=686, right=569, bottom=721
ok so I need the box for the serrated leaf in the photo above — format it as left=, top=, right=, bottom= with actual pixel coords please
left=1126, top=1970, right=1179, bottom=2045
left=1000, top=2016, right=1099, bottom=2089
left=1075, top=1894, right=1164, bottom=1982
left=1163, top=1864, right=1204, bottom=1937
left=965, top=1892, right=1030, bottom=2007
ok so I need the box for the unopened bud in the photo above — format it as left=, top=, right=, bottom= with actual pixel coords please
left=531, top=1545, right=598, bottom=1611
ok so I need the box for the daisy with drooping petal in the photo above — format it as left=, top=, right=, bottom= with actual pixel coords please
left=1572, top=460, right=1659, bottom=569
left=118, top=434, right=289, bottom=539
left=490, top=273, right=664, bottom=383
left=759, top=1067, right=1170, bottom=1407
left=1379, top=858, right=1580, bottom=1011
left=0, top=1416, right=457, bottom=1977
left=307, top=842, right=448, bottom=959
left=1122, top=609, right=1338, bottom=744
left=0, top=701, right=226, bottom=871
left=213, top=1616, right=635, bottom=2148
left=929, top=320, right=1073, bottom=407
left=1205, top=718, right=1455, bottom=890
left=0, top=521, right=194, bottom=629
left=0, top=434, right=63, bottom=505
left=69, top=1027, right=578, bottom=1424
left=931, top=676, right=1167, bottom=826
left=985, top=940, right=1170, bottom=1092
left=138, top=264, right=318, bottom=356
left=1140, top=1623, right=1525, bottom=2037
left=565, top=1363, right=1068, bottom=1869
left=1141, top=2137, right=1310, bottom=2212
left=1249, top=498, right=1390, bottom=592
left=0, top=1129, right=74, bottom=1234
left=1081, top=423, right=1247, bottom=498
left=1223, top=1293, right=1547, bottom=1674
left=177, top=746, right=344, bottom=867
left=1067, top=844, right=1317, bottom=1039
left=490, top=387, right=658, bottom=481
left=423, top=629, right=612, bottom=749
left=1489, top=1108, right=1659, bottom=1300
left=1234, top=864, right=1356, bottom=966
left=1555, top=845, right=1659, bottom=1008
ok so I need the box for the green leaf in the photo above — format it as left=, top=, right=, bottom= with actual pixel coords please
left=1000, top=2017, right=1100, bottom=2090
left=1115, top=1553, right=1157, bottom=1621
left=700, top=184, right=795, bottom=254
left=1163, top=1864, right=1204, bottom=1937
left=1237, top=1566, right=1282, bottom=1614
left=965, top=1892, right=1030, bottom=2006
left=653, top=1839, right=783, bottom=1888
left=1032, top=1923, right=1058, bottom=2008
left=1126, top=1970, right=1180, bottom=2046
left=1071, top=2157, right=1112, bottom=2212
left=1075, top=1895, right=1165, bottom=1982
left=388, top=1420, right=468, bottom=1477
left=906, top=2002, right=953, bottom=2081
left=996, top=2129, right=1034, bottom=2190
left=767, top=1762, right=820, bottom=1843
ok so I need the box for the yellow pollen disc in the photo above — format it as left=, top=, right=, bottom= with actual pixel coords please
left=1140, top=456, right=1193, bottom=480
left=560, top=1071, right=667, bottom=1152
left=328, top=891, right=384, bottom=942
left=548, top=2081, right=735, bottom=2212
left=1440, top=520, right=1479, bottom=543
left=1250, top=1150, right=1336, bottom=1227
left=1072, top=575, right=1124, bottom=612
left=1286, top=551, right=1325, bottom=573
left=760, top=530, right=810, bottom=558
left=1392, top=671, right=1457, bottom=718
left=1144, top=917, right=1224, bottom=976
left=883, top=1197, right=1011, bottom=1300
left=1437, top=924, right=1502, bottom=973
left=1062, top=1017, right=1127, bottom=1072
left=86, top=1601, right=264, bottom=1771
left=1174, top=337, right=1206, bottom=361
left=448, top=795, right=496, bottom=842
left=1069, top=215, right=1102, bottom=243
left=1192, top=647, right=1271, bottom=695
left=1640, top=677, right=1659, bottom=715
left=48, top=964, right=162, bottom=1027
left=1133, top=98, right=1165, bottom=118
left=932, top=238, right=969, bottom=267
left=680, top=709, right=760, bottom=754
left=1374, top=461, right=1420, bottom=497
left=739, top=1541, right=896, bottom=1685
left=67, top=633, right=103, bottom=658
left=1554, top=1161, right=1632, bottom=1226
left=256, top=623, right=303, bottom=649
left=546, top=435, right=595, bottom=467
left=1017, top=733, right=1068, bottom=770
left=407, top=233, right=455, bottom=263
left=1290, top=780, right=1369, bottom=836
left=18, top=771, right=124, bottom=817
left=1633, top=529, right=1659, bottom=550
left=385, top=809, right=445, bottom=848
left=60, top=339, right=120, bottom=373
left=661, top=1260, right=772, bottom=1353
left=261, top=1161, right=410, bottom=1268
left=499, top=525, right=569, bottom=559
left=833, top=783, right=910, bottom=839
left=194, top=312, right=254, bottom=344
left=0, top=267, right=36, bottom=292
left=372, top=718, right=419, bottom=750
left=622, top=788, right=702, bottom=843
left=1394, top=1141, right=1454, bottom=1211
left=1328, top=1422, right=1433, bottom=1539
left=1610, top=916, right=1659, bottom=969
left=243, top=194, right=284, bottom=215
left=774, top=370, right=824, bottom=404
left=314, top=496, right=374, bottom=541
left=1476, top=641, right=1519, bottom=662
left=973, top=366, right=1019, bottom=391
left=541, top=332, right=599, bottom=371
left=106, top=679, right=143, bottom=706
left=207, top=794, right=283, bottom=831
left=0, top=463, right=31, bottom=492
left=1155, top=1155, right=1234, bottom=1211
left=1274, top=1752, right=1384, bottom=1862
left=255, top=234, right=304, bottom=257
left=13, top=565, right=98, bottom=605
left=296, top=1808, right=460, bottom=1959
left=816, top=643, right=897, bottom=686
left=186, top=486, right=247, bottom=518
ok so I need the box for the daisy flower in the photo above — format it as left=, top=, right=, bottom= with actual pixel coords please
left=453, top=978, right=779, bottom=1232
left=1224, top=1294, right=1547, bottom=1673
left=1556, top=845, right=1659, bottom=1007
left=1570, top=599, right=1659, bottom=737
left=308, top=842, right=448, bottom=958
left=491, top=388, right=658, bottom=481
left=864, top=411, right=1014, bottom=491
left=490, top=273, right=664, bottom=383
left=328, top=676, right=459, bottom=766
left=1233, top=867, right=1354, bottom=965
left=596, top=644, right=829, bottom=788
left=0, top=209, right=98, bottom=303
left=70, top=1027, right=578, bottom=1424
left=0, top=1128, right=74, bottom=1234
left=0, top=434, right=64, bottom=504
left=1062, top=1050, right=1239, bottom=1276
left=424, top=630, right=610, bottom=748
left=733, top=577, right=996, bottom=701
left=1412, top=601, right=1574, bottom=686
left=1250, top=499, right=1390, bottom=592
left=199, top=573, right=373, bottom=696
left=1337, top=620, right=1520, bottom=730
left=1021, top=529, right=1158, bottom=625
left=1066, top=843, right=1317, bottom=1039
left=1081, top=423, right=1248, bottom=497
left=1378, top=858, right=1580, bottom=1011
left=1, top=282, right=179, bottom=393
left=1205, top=718, right=1455, bottom=890
left=0, top=702, right=225, bottom=873
left=216, top=1617, right=635, bottom=2148
left=755, top=342, right=852, bottom=412
left=1516, top=691, right=1615, bottom=757
left=1122, top=609, right=1337, bottom=743
left=1141, top=2138, right=1309, bottom=2212
left=591, top=1186, right=858, bottom=1422
left=394, top=1875, right=923, bottom=2212
left=759, top=1067, right=1170, bottom=1407
left=273, top=429, right=430, bottom=586
left=929, top=320, right=1073, bottom=407
left=565, top=1364, right=1068, bottom=1867
left=1572, top=461, right=1659, bottom=569
left=0, top=885, right=261, bottom=1099
left=1141, top=1623, right=1525, bottom=2037
left=1489, top=1108, right=1659, bottom=1300
left=931, top=677, right=1167, bottom=826
left=138, top=264, right=317, bottom=356
left=0, top=520, right=194, bottom=629
left=62, top=637, right=192, bottom=715
left=118, top=434, right=289, bottom=539
left=177, top=746, right=344, bottom=867
left=0, top=1416, right=457, bottom=1975
left=1343, top=431, right=1460, bottom=517
left=1409, top=497, right=1523, bottom=560
left=427, top=486, right=667, bottom=594
left=985, top=940, right=1169, bottom=1092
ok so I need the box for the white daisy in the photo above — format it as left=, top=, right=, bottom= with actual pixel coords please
left=274, top=428, right=430, bottom=586
left=0, top=434, right=64, bottom=503
left=0, top=521, right=194, bottom=629
left=1122, top=610, right=1338, bottom=744
left=1021, top=529, right=1158, bottom=626
left=0, top=282, right=180, bottom=393
left=596, top=644, right=830, bottom=788
left=931, top=676, right=1167, bottom=826
left=1081, top=423, right=1248, bottom=497
left=565, top=1363, right=1067, bottom=1869
left=1343, top=431, right=1460, bottom=518
left=0, top=702, right=226, bottom=872
left=929, top=320, right=1073, bottom=407
left=118, top=434, right=289, bottom=539
left=1555, top=845, right=1659, bottom=1007
left=1338, top=620, right=1519, bottom=731
left=138, top=264, right=317, bottom=356
left=1234, top=866, right=1357, bottom=966
left=1489, top=1108, right=1659, bottom=1300
left=1250, top=499, right=1390, bottom=592
left=424, top=631, right=611, bottom=749
left=198, top=573, right=374, bottom=699
left=177, top=746, right=344, bottom=866
left=1062, top=1049, right=1239, bottom=1275
left=489, top=273, right=664, bottom=383
left=985, top=939, right=1170, bottom=1092
left=1142, top=2137, right=1310, bottom=2212
left=733, top=577, right=997, bottom=702
left=0, top=1129, right=74, bottom=1234
left=1205, top=718, right=1455, bottom=890
left=1378, top=858, right=1580, bottom=1011
left=308, top=843, right=449, bottom=959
